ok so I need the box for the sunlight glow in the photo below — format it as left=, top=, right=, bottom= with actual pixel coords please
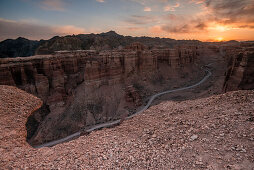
left=214, top=25, right=228, bottom=32
left=215, top=37, right=224, bottom=42
left=208, top=24, right=231, bottom=32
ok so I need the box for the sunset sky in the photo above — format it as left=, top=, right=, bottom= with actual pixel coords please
left=0, top=0, right=254, bottom=41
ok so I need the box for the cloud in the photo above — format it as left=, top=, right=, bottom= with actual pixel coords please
left=130, top=0, right=171, bottom=6
left=40, top=0, right=66, bottom=11
left=150, top=25, right=163, bottom=34
left=161, top=24, right=190, bottom=33
left=0, top=18, right=86, bottom=41
left=204, top=0, right=254, bottom=24
left=125, top=15, right=158, bottom=25
left=164, top=5, right=173, bottom=12
left=164, top=3, right=180, bottom=12
left=159, top=0, right=254, bottom=35
left=53, top=25, right=86, bottom=35
left=144, top=7, right=152, bottom=12
left=121, top=0, right=254, bottom=37
left=160, top=17, right=211, bottom=34
left=127, top=27, right=142, bottom=31
left=162, top=14, right=183, bottom=21
left=96, top=0, right=105, bottom=2
left=189, top=0, right=205, bottom=4
left=130, top=0, right=180, bottom=12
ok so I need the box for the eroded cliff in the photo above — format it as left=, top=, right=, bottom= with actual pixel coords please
left=223, top=44, right=254, bottom=92
left=0, top=44, right=201, bottom=145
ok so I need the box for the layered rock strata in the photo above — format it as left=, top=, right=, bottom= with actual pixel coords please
left=224, top=46, right=254, bottom=91
left=0, top=45, right=199, bottom=144
left=0, top=46, right=197, bottom=105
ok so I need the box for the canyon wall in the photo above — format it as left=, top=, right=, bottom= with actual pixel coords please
left=0, top=44, right=199, bottom=145
left=0, top=46, right=197, bottom=106
left=223, top=45, right=254, bottom=92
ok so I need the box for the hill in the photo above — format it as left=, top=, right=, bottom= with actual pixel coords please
left=0, top=37, right=41, bottom=58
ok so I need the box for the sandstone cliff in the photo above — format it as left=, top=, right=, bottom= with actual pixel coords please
left=224, top=45, right=254, bottom=91
left=0, top=45, right=200, bottom=145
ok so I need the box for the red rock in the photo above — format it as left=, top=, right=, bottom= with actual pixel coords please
left=224, top=47, right=254, bottom=91
left=0, top=47, right=199, bottom=144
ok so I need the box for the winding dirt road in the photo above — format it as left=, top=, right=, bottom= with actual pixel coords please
left=35, top=67, right=212, bottom=148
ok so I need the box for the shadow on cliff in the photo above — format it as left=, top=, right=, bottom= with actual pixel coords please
left=26, top=104, right=50, bottom=145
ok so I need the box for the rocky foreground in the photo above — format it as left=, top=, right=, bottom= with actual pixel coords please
left=0, top=85, right=254, bottom=169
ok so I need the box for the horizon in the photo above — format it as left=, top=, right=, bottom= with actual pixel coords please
left=0, top=0, right=254, bottom=42
left=1, top=30, right=252, bottom=43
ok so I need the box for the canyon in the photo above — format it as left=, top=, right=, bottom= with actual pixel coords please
left=0, top=39, right=254, bottom=169
left=1, top=39, right=253, bottom=147
left=1, top=0, right=254, bottom=167
left=0, top=42, right=201, bottom=145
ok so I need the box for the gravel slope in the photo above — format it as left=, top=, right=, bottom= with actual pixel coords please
left=1, top=87, right=253, bottom=169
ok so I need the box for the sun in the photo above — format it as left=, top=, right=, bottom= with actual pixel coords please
left=216, top=37, right=224, bottom=42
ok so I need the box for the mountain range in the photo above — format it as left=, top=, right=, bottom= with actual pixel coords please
left=0, top=31, right=201, bottom=58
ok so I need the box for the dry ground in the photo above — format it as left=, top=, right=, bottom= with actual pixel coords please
left=0, top=85, right=253, bottom=169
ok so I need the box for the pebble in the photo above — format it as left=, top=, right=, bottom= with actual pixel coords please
left=190, top=135, right=198, bottom=141
left=220, top=133, right=225, bottom=137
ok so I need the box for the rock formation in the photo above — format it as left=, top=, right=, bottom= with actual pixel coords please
left=223, top=43, right=254, bottom=91
left=0, top=44, right=200, bottom=145
left=125, top=85, right=142, bottom=106
left=0, top=46, right=198, bottom=104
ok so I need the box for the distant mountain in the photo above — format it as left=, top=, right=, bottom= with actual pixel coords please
left=0, top=31, right=201, bottom=58
left=0, top=37, right=41, bottom=58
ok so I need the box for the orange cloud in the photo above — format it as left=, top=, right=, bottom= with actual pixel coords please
left=53, top=25, right=86, bottom=35
left=189, top=0, right=205, bottom=4
left=144, top=7, right=152, bottom=12
left=150, top=25, right=163, bottom=34
left=127, top=27, right=142, bottom=31
left=164, top=3, right=180, bottom=12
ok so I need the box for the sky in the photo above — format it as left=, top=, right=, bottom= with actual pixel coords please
left=0, top=0, right=254, bottom=41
